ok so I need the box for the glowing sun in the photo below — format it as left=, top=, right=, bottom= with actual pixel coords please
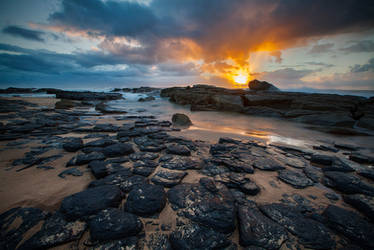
left=233, top=74, right=248, bottom=84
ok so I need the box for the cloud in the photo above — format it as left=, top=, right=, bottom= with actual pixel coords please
left=306, top=62, right=334, bottom=67
left=341, top=40, right=374, bottom=53
left=309, top=43, right=334, bottom=54
left=350, top=58, right=374, bottom=73
left=2, top=25, right=45, bottom=42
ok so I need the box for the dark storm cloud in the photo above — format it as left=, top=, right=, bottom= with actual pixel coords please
left=3, top=25, right=45, bottom=42
left=350, top=58, right=374, bottom=73
left=341, top=40, right=374, bottom=53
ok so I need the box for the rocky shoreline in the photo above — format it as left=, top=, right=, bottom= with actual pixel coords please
left=161, top=83, right=374, bottom=135
left=0, top=88, right=374, bottom=249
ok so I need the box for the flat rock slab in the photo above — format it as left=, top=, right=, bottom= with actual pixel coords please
left=166, top=144, right=191, bottom=156
left=62, top=137, right=83, bottom=152
left=238, top=201, right=288, bottom=249
left=278, top=169, right=314, bottom=189
left=323, top=205, right=374, bottom=248
left=253, top=157, right=285, bottom=171
left=343, top=194, right=374, bottom=221
left=151, top=170, right=187, bottom=187
left=0, top=207, right=49, bottom=250
left=85, top=139, right=116, bottom=147
left=89, top=170, right=147, bottom=192
left=125, top=184, right=166, bottom=216
left=90, top=237, right=138, bottom=250
left=60, top=185, right=122, bottom=221
left=215, top=172, right=260, bottom=195
left=169, top=223, right=231, bottom=250
left=102, top=143, right=134, bottom=157
left=88, top=160, right=108, bottom=179
left=67, top=152, right=106, bottom=166
left=260, top=203, right=335, bottom=249
left=147, top=233, right=172, bottom=250
left=19, top=213, right=86, bottom=249
left=89, top=208, right=142, bottom=242
left=168, top=178, right=236, bottom=233
left=324, top=171, right=374, bottom=196
left=161, top=156, right=201, bottom=170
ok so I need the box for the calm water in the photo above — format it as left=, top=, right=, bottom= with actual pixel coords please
left=107, top=92, right=374, bottom=151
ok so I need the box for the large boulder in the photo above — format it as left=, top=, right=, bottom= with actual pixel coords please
left=89, top=208, right=142, bottom=241
left=171, top=113, right=192, bottom=127
left=248, top=79, right=279, bottom=91
left=124, top=184, right=166, bottom=216
left=60, top=185, right=122, bottom=220
left=168, top=178, right=236, bottom=233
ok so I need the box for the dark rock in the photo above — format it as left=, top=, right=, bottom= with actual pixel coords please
left=324, top=171, right=374, bottom=196
left=323, top=205, right=374, bottom=248
left=88, top=160, right=108, bottom=179
left=278, top=169, right=314, bottom=189
left=88, top=170, right=147, bottom=192
left=138, top=96, right=156, bottom=102
left=334, top=143, right=358, bottom=151
left=215, top=172, right=260, bottom=195
left=125, top=184, right=166, bottom=216
left=19, top=212, right=86, bottom=250
left=343, top=194, right=374, bottom=221
left=95, top=102, right=127, bottom=114
left=161, top=156, right=201, bottom=170
left=168, top=179, right=236, bottom=233
left=248, top=79, right=279, bottom=91
left=58, top=168, right=83, bottom=178
left=147, top=233, right=172, bottom=250
left=320, top=158, right=355, bottom=172
left=67, top=152, right=106, bottom=166
left=89, top=208, right=142, bottom=241
left=169, top=223, right=231, bottom=250
left=166, top=144, right=191, bottom=156
left=62, top=137, right=83, bottom=152
left=60, top=185, right=122, bottom=220
left=151, top=170, right=187, bottom=187
left=238, top=201, right=288, bottom=249
left=253, top=157, right=285, bottom=171
left=313, top=145, right=339, bottom=153
left=310, top=154, right=334, bottom=165
left=81, top=146, right=104, bottom=154
left=260, top=203, right=335, bottom=249
left=303, top=165, right=323, bottom=183
left=130, top=152, right=159, bottom=161
left=85, top=138, right=116, bottom=147
left=324, top=192, right=340, bottom=201
left=102, top=143, right=134, bottom=157
left=357, top=167, right=374, bottom=181
left=171, top=113, right=192, bottom=127
left=349, top=153, right=374, bottom=164
left=91, top=237, right=138, bottom=250
left=55, top=99, right=77, bottom=109
left=55, top=90, right=122, bottom=101
left=0, top=207, right=48, bottom=250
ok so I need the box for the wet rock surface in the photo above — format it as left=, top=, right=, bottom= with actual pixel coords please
left=278, top=169, right=314, bottom=189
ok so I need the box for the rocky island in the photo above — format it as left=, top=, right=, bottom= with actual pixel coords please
left=0, top=85, right=373, bottom=250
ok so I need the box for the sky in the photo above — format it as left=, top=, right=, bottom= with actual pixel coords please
left=0, top=0, right=374, bottom=90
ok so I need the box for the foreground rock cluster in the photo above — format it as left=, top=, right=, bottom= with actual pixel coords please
left=161, top=82, right=374, bottom=135
left=0, top=90, right=374, bottom=250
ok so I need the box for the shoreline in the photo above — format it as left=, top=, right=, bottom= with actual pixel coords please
left=0, top=92, right=374, bottom=249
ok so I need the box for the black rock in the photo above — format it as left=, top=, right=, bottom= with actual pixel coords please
left=88, top=160, right=108, bottom=179
left=19, top=212, right=86, bottom=250
left=161, top=156, right=201, bottom=170
left=147, top=233, right=172, bottom=250
left=248, top=79, right=279, bottom=91
left=238, top=201, right=288, bottom=249
left=85, top=138, right=116, bottom=147
left=62, top=137, right=83, bottom=152
left=151, top=170, right=187, bottom=187
left=89, top=208, right=142, bottom=241
left=215, top=172, right=260, bottom=195
left=169, top=223, right=231, bottom=250
left=166, top=144, right=191, bottom=156
left=60, top=185, right=122, bottom=221
left=91, top=237, right=138, bottom=249
left=81, top=146, right=104, bottom=154
left=89, top=171, right=147, bottom=192
left=343, top=194, right=374, bottom=221
left=260, top=203, right=335, bottom=249
left=278, top=169, right=314, bottom=189
left=103, top=143, right=134, bottom=157
left=0, top=207, right=48, bottom=250
left=171, top=113, right=192, bottom=127
left=130, top=152, right=159, bottom=161
left=58, top=168, right=83, bottom=178
left=321, top=158, right=355, bottom=172
left=303, top=166, right=323, bottom=183
left=310, top=154, right=334, bottom=165
left=125, top=184, right=166, bottom=216
left=357, top=167, right=374, bottom=181
left=133, top=166, right=155, bottom=176
left=168, top=179, right=236, bottom=233
left=253, top=157, right=285, bottom=171
left=67, top=152, right=106, bottom=166
left=349, top=153, right=374, bottom=164
left=324, top=171, right=374, bottom=196
left=323, top=205, right=374, bottom=248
